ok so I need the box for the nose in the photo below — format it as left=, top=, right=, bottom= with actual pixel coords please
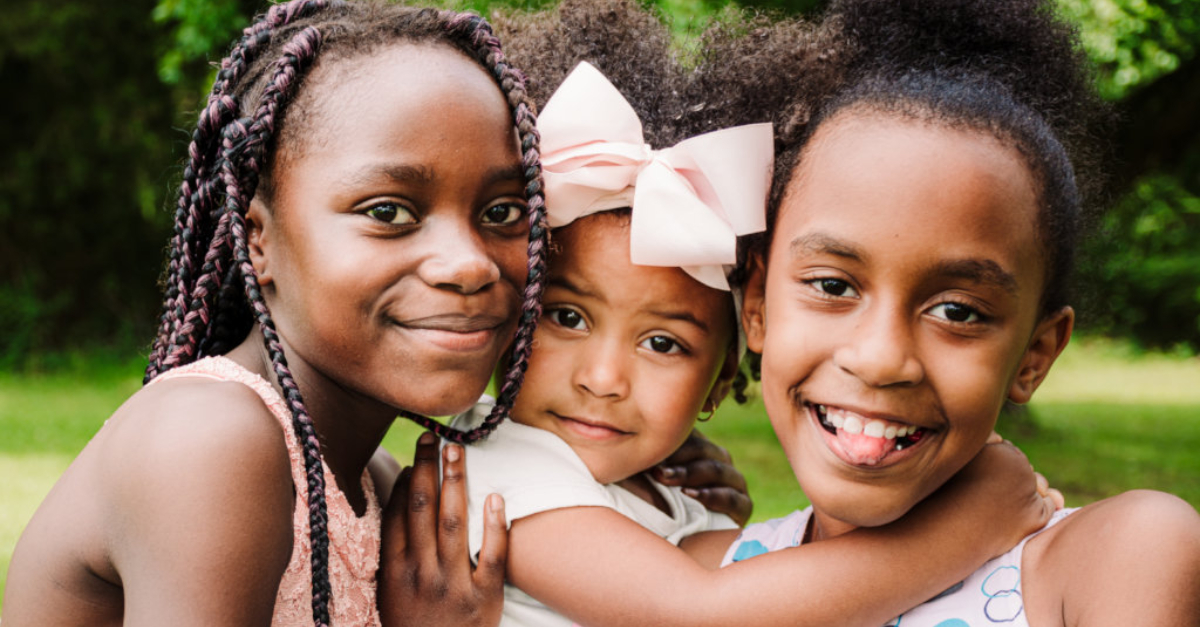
left=572, top=336, right=630, bottom=400
left=833, top=303, right=925, bottom=388
left=416, top=219, right=501, bottom=295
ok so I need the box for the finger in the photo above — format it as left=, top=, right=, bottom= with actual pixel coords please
left=474, top=493, right=508, bottom=593
left=659, top=457, right=747, bottom=493
left=437, top=443, right=470, bottom=575
left=408, top=432, right=442, bottom=564
left=660, top=430, right=730, bottom=467
left=683, top=486, right=753, bottom=527
left=381, top=466, right=413, bottom=558
left=1034, top=471, right=1050, bottom=497
left=1048, top=487, right=1065, bottom=511
left=987, top=431, right=1004, bottom=444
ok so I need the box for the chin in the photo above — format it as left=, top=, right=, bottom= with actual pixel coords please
left=402, top=379, right=492, bottom=418
left=809, top=482, right=919, bottom=529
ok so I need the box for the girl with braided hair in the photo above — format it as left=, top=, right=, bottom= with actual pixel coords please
left=5, top=1, right=548, bottom=624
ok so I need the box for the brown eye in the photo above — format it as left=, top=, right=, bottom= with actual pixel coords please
left=548, top=307, right=585, bottom=330
left=931, top=302, right=982, bottom=323
left=481, top=202, right=525, bottom=226
left=641, top=335, right=682, bottom=354
left=366, top=202, right=417, bottom=225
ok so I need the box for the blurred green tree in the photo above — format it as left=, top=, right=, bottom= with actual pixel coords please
left=2, top=0, right=1196, bottom=367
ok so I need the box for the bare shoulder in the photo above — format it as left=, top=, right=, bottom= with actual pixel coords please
left=5, top=374, right=297, bottom=625
left=1023, top=490, right=1200, bottom=627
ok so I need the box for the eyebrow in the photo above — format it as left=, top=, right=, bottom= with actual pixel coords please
left=788, top=232, right=866, bottom=261
left=546, top=276, right=712, bottom=334
left=932, top=258, right=1020, bottom=295
left=344, top=163, right=433, bottom=187
left=644, top=307, right=712, bottom=334
left=788, top=231, right=1018, bottom=294
left=481, top=164, right=526, bottom=188
left=547, top=276, right=601, bottom=302
left=342, top=163, right=525, bottom=188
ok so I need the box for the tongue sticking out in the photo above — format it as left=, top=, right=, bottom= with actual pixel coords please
left=836, top=430, right=895, bottom=466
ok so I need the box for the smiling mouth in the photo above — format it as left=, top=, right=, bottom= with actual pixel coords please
left=400, top=314, right=507, bottom=333
left=811, top=403, right=929, bottom=466
left=396, top=314, right=508, bottom=351
left=552, top=413, right=631, bottom=441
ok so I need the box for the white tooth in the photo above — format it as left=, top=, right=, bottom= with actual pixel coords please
left=842, top=415, right=864, bottom=434
left=830, top=410, right=845, bottom=429
left=901, top=425, right=914, bottom=437
left=863, top=420, right=886, bottom=438
left=884, top=425, right=898, bottom=439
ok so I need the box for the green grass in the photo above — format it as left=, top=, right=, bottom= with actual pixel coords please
left=2, top=337, right=1198, bottom=609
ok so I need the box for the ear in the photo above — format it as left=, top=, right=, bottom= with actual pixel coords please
left=246, top=197, right=273, bottom=286
left=705, top=337, right=743, bottom=409
left=741, top=252, right=768, bottom=355
left=1008, top=306, right=1073, bottom=404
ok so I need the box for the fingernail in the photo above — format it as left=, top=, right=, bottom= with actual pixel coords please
left=445, top=444, right=461, bottom=463
left=659, top=466, right=678, bottom=479
left=682, top=488, right=700, bottom=498
left=487, top=493, right=505, bottom=517
left=418, top=432, right=436, bottom=445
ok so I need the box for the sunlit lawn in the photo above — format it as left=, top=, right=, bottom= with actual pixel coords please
left=2, top=337, right=1198, bottom=609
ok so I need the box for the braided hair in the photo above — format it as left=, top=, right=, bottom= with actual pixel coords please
left=143, top=1, right=547, bottom=623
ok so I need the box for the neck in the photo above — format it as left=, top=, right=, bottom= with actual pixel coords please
left=227, top=329, right=396, bottom=514
left=807, top=508, right=860, bottom=543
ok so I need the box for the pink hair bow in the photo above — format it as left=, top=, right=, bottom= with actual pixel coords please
left=538, top=62, right=773, bottom=291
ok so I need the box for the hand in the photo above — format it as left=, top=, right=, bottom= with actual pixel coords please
left=988, top=431, right=1065, bottom=510
left=378, top=433, right=507, bottom=627
left=650, top=429, right=753, bottom=526
left=942, top=439, right=1059, bottom=559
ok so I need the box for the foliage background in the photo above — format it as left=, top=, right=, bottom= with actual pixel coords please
left=1, top=0, right=1198, bottom=367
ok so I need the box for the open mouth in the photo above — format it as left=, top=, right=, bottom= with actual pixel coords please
left=812, top=403, right=929, bottom=465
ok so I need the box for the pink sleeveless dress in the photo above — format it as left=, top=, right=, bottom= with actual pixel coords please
left=151, top=356, right=382, bottom=626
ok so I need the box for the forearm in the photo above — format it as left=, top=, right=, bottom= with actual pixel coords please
left=509, top=507, right=993, bottom=627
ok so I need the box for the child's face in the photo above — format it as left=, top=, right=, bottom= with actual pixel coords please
left=511, top=213, right=736, bottom=484
left=247, top=44, right=528, bottom=418
left=743, top=113, right=1071, bottom=535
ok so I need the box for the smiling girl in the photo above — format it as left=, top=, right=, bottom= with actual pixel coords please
left=720, top=0, right=1200, bottom=624
left=3, top=2, right=546, bottom=625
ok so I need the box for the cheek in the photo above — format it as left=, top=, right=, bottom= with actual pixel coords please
left=493, top=237, right=529, bottom=289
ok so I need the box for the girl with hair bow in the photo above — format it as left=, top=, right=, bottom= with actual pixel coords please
left=437, top=57, right=1060, bottom=627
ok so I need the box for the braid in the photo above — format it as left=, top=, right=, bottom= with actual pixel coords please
left=146, top=2, right=549, bottom=621
left=147, top=0, right=334, bottom=381
left=146, top=1, right=338, bottom=623
left=399, top=11, right=549, bottom=444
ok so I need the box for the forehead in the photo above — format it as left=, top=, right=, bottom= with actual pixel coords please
left=278, top=42, right=513, bottom=167
left=551, top=213, right=733, bottom=329
left=776, top=113, right=1044, bottom=296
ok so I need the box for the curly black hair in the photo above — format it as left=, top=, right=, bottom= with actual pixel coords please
left=492, top=0, right=690, bottom=147
left=691, top=0, right=1111, bottom=393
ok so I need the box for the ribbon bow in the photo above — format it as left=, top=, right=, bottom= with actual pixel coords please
left=538, top=62, right=773, bottom=291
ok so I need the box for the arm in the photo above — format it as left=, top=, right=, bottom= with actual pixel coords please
left=109, top=380, right=296, bottom=625
left=378, top=433, right=508, bottom=627
left=507, top=441, right=1056, bottom=627
left=1022, top=489, right=1200, bottom=627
